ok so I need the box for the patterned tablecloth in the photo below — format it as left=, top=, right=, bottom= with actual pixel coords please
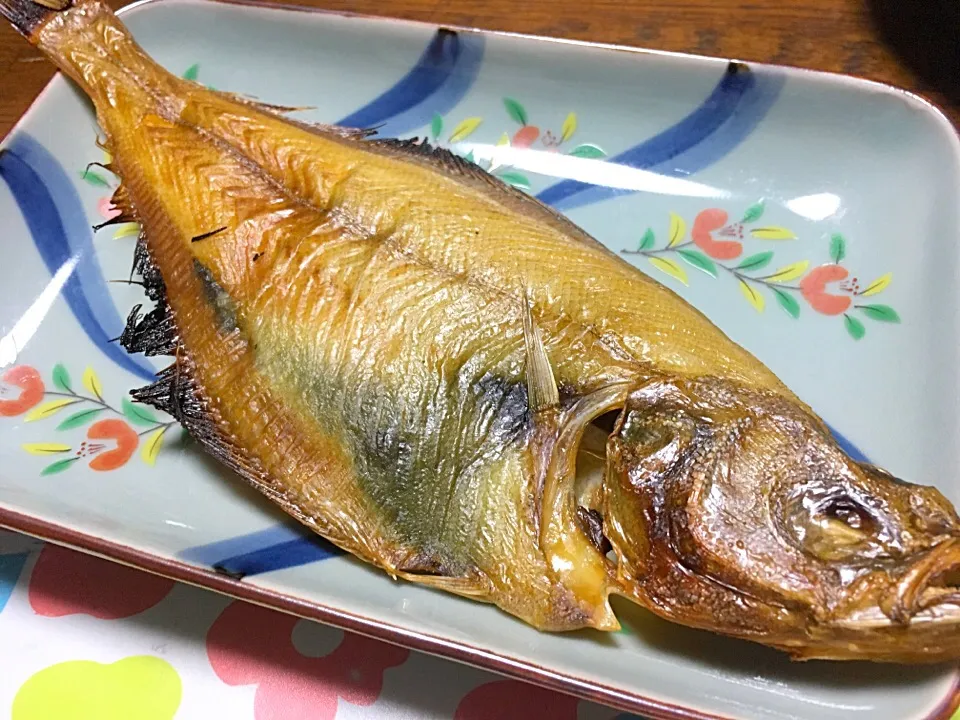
left=0, top=529, right=641, bottom=720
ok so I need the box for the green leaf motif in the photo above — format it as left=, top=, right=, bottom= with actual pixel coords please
left=830, top=233, right=846, bottom=263
left=676, top=248, right=717, bottom=277
left=430, top=112, right=443, bottom=140
left=463, top=150, right=476, bottom=164
left=52, top=363, right=72, bottom=393
left=844, top=314, right=865, bottom=340
left=568, top=144, right=607, bottom=159
left=56, top=408, right=105, bottom=431
left=497, top=171, right=530, bottom=190
left=122, top=397, right=160, bottom=427
left=80, top=170, right=110, bottom=188
left=741, top=201, right=765, bottom=224
left=503, top=97, right=528, bottom=126
left=736, top=252, right=774, bottom=272
left=638, top=228, right=655, bottom=252
left=772, top=288, right=800, bottom=318
left=182, top=64, right=200, bottom=81
left=858, top=304, right=900, bottom=323
left=41, top=457, right=80, bottom=476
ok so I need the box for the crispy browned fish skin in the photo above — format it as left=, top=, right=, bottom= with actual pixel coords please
left=6, top=0, right=960, bottom=663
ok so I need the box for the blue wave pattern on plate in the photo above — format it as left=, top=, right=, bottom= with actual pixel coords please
left=0, top=134, right=158, bottom=382
left=536, top=63, right=786, bottom=211
left=0, top=553, right=29, bottom=614
left=338, top=29, right=485, bottom=138
left=179, top=524, right=341, bottom=577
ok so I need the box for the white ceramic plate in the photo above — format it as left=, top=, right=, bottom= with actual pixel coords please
left=1, top=1, right=959, bottom=718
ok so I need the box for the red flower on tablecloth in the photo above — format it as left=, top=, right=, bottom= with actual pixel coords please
left=0, top=366, right=44, bottom=417
left=28, top=543, right=175, bottom=618
left=454, top=679, right=579, bottom=720
left=207, top=600, right=409, bottom=719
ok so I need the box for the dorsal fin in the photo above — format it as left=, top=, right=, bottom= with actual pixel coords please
left=368, top=135, right=504, bottom=186
left=216, top=91, right=379, bottom=141
left=363, top=135, right=614, bottom=255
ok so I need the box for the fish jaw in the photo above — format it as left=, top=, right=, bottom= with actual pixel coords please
left=601, top=376, right=960, bottom=662
left=794, top=542, right=960, bottom=662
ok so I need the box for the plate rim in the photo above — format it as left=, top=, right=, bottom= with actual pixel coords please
left=2, top=0, right=960, bottom=718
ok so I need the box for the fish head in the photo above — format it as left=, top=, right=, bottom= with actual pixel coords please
left=601, top=376, right=960, bottom=662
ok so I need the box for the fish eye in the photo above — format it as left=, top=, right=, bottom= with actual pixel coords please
left=781, top=490, right=886, bottom=562
left=820, top=496, right=876, bottom=533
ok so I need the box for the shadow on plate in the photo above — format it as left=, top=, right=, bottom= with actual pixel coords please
left=610, top=596, right=951, bottom=690
left=190, top=446, right=297, bottom=525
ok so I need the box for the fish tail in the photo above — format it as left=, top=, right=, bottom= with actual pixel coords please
left=3, top=0, right=186, bottom=126
left=0, top=0, right=69, bottom=41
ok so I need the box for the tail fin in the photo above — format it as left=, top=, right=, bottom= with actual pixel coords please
left=0, top=0, right=70, bottom=39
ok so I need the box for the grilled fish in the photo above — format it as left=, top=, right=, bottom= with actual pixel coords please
left=5, top=0, right=960, bottom=663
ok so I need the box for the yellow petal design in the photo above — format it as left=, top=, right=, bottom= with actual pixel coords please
left=22, top=443, right=72, bottom=455
left=141, top=428, right=165, bottom=466
left=739, top=280, right=765, bottom=312
left=750, top=226, right=797, bottom=240
left=861, top=272, right=892, bottom=297
left=765, top=261, right=810, bottom=283
left=25, top=399, right=77, bottom=422
left=561, top=112, right=577, bottom=143
left=667, top=212, right=686, bottom=247
left=648, top=257, right=688, bottom=286
left=448, top=117, right=483, bottom=143
left=82, top=366, right=103, bottom=400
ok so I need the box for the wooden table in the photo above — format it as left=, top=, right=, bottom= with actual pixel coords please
left=1, top=0, right=959, bottom=136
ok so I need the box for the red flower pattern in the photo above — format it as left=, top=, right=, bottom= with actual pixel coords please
left=692, top=209, right=743, bottom=260
left=799, top=264, right=853, bottom=316
left=97, top=197, right=121, bottom=221
left=511, top=125, right=540, bottom=149
left=0, top=366, right=44, bottom=417
left=80, top=418, right=139, bottom=471
left=624, top=202, right=898, bottom=339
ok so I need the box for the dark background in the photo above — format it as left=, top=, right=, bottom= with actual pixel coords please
left=1, top=0, right=959, bottom=136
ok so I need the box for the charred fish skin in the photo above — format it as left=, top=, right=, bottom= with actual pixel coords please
left=7, top=0, right=960, bottom=663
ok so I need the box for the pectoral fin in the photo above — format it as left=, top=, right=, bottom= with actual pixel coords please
left=521, top=296, right=559, bottom=415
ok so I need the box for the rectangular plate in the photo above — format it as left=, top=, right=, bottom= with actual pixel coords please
left=1, top=1, right=959, bottom=717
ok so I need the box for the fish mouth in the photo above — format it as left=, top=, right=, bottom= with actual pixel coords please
left=791, top=541, right=960, bottom=662
left=881, top=538, right=960, bottom=624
